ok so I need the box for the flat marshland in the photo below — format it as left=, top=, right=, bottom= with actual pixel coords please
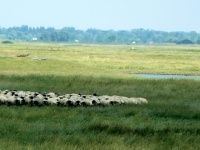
left=0, top=42, right=200, bottom=149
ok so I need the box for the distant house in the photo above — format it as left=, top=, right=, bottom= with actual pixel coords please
left=132, top=41, right=136, bottom=44
left=32, top=38, right=37, bottom=41
left=75, top=39, right=79, bottom=43
left=149, top=41, right=153, bottom=44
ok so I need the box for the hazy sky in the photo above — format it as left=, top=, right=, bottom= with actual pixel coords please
left=1, top=0, right=200, bottom=32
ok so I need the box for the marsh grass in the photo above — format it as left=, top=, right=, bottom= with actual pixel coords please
left=0, top=43, right=200, bottom=149
left=1, top=42, right=200, bottom=76
left=0, top=103, right=199, bottom=149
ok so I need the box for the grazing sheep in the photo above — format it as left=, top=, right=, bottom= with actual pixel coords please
left=64, top=94, right=71, bottom=99
left=5, top=91, right=13, bottom=98
left=99, top=99, right=112, bottom=106
left=69, top=95, right=82, bottom=106
left=136, top=97, right=148, bottom=104
left=47, top=97, right=58, bottom=106
left=0, top=95, right=8, bottom=105
left=15, top=97, right=25, bottom=106
left=24, top=95, right=34, bottom=106
left=66, top=99, right=77, bottom=106
left=58, top=97, right=68, bottom=106
left=7, top=96, right=16, bottom=106
left=120, top=97, right=132, bottom=104
left=0, top=89, right=148, bottom=107
left=47, top=92, right=59, bottom=98
left=16, top=91, right=26, bottom=98
left=81, top=99, right=93, bottom=107
left=32, top=94, right=45, bottom=106
left=127, top=98, right=138, bottom=104
left=66, top=97, right=81, bottom=107
left=108, top=96, right=124, bottom=105
left=90, top=96, right=100, bottom=105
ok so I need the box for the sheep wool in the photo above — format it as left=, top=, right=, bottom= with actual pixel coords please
left=0, top=89, right=148, bottom=107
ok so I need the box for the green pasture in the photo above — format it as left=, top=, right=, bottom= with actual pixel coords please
left=0, top=42, right=200, bottom=149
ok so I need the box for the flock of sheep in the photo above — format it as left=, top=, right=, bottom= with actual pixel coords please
left=0, top=89, right=148, bottom=107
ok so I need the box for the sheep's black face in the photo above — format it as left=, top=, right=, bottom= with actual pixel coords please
left=81, top=102, right=87, bottom=107
left=16, top=100, right=21, bottom=105
left=34, top=101, right=39, bottom=106
left=57, top=101, right=61, bottom=106
left=43, top=100, right=48, bottom=105
left=75, top=101, right=81, bottom=106
left=92, top=100, right=97, bottom=105
left=93, top=93, right=98, bottom=96
left=110, top=101, right=115, bottom=105
left=55, top=92, right=60, bottom=96
left=21, top=100, right=26, bottom=105
left=67, top=101, right=74, bottom=106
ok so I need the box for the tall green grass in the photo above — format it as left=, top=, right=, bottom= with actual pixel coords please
left=0, top=104, right=199, bottom=149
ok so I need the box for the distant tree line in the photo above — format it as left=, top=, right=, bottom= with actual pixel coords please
left=0, top=25, right=200, bottom=44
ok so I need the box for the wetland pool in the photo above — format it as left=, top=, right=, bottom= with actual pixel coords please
left=135, top=74, right=200, bottom=79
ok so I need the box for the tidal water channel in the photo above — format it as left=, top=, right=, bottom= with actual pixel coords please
left=135, top=74, right=200, bottom=79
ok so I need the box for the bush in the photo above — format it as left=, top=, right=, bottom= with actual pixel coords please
left=176, top=39, right=193, bottom=44
left=2, top=40, right=13, bottom=44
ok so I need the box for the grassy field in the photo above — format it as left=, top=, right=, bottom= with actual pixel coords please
left=0, top=42, right=200, bottom=149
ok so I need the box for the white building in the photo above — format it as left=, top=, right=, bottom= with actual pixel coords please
left=32, top=38, right=37, bottom=41
left=75, top=39, right=79, bottom=43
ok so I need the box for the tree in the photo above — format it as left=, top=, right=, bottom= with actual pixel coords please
left=40, top=31, right=51, bottom=41
left=59, top=31, right=69, bottom=41
left=197, top=38, right=200, bottom=44
left=106, top=30, right=117, bottom=43
left=7, top=30, right=17, bottom=40
left=86, top=28, right=100, bottom=43
left=20, top=25, right=29, bottom=32
left=107, top=33, right=117, bottom=43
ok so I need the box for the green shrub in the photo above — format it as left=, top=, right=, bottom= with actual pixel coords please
left=2, top=40, right=13, bottom=44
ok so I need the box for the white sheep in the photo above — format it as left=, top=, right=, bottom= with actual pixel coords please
left=58, top=97, right=68, bottom=106
left=81, top=98, right=93, bottom=107
left=46, top=92, right=59, bottom=98
left=7, top=96, right=16, bottom=106
left=17, top=91, right=26, bottom=98
left=66, top=98, right=81, bottom=106
left=127, top=98, right=138, bottom=104
left=5, top=91, right=13, bottom=98
left=0, top=95, right=8, bottom=105
left=32, top=94, right=45, bottom=106
left=0, top=89, right=148, bottom=107
left=90, top=96, right=100, bottom=105
left=136, top=97, right=148, bottom=104
left=24, top=95, right=34, bottom=106
left=47, top=97, right=58, bottom=106
left=15, top=97, right=25, bottom=105
left=109, top=96, right=124, bottom=105
left=99, top=99, right=112, bottom=106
